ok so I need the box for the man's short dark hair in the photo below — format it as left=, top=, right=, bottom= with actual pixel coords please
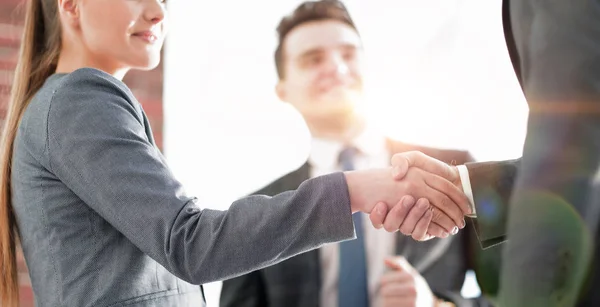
left=274, top=0, right=359, bottom=79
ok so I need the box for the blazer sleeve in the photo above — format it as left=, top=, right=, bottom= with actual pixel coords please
left=219, top=176, right=298, bottom=307
left=46, top=69, right=355, bottom=285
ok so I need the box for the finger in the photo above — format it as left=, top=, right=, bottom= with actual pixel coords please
left=384, top=256, right=406, bottom=270
left=430, top=207, right=458, bottom=235
left=380, top=283, right=417, bottom=297
left=382, top=196, right=416, bottom=233
left=421, top=233, right=436, bottom=241
left=384, top=256, right=416, bottom=275
left=391, top=151, right=457, bottom=182
left=369, top=202, right=389, bottom=229
left=425, top=186, right=465, bottom=229
left=380, top=270, right=412, bottom=285
left=382, top=297, right=416, bottom=307
left=411, top=204, right=433, bottom=241
left=424, top=172, right=471, bottom=216
left=426, top=222, right=450, bottom=239
left=394, top=198, right=428, bottom=235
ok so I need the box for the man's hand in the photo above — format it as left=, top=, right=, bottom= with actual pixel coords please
left=344, top=166, right=468, bottom=234
left=380, top=256, right=435, bottom=307
left=391, top=151, right=460, bottom=185
left=370, top=198, right=434, bottom=241
left=388, top=151, right=469, bottom=238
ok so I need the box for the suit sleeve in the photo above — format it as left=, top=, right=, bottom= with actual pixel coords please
left=465, top=159, right=520, bottom=248
left=219, top=179, right=289, bottom=307
left=47, top=69, right=355, bottom=285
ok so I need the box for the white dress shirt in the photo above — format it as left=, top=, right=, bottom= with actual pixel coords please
left=457, top=165, right=477, bottom=217
left=310, top=128, right=396, bottom=307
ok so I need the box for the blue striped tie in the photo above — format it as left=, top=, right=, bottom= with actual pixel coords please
left=337, top=147, right=369, bottom=307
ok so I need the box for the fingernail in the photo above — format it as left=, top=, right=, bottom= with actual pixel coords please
left=441, top=232, right=449, bottom=238
left=418, top=201, right=428, bottom=209
left=461, top=218, right=466, bottom=229
left=452, top=226, right=459, bottom=235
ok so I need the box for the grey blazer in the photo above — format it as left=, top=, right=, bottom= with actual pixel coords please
left=11, top=68, right=355, bottom=307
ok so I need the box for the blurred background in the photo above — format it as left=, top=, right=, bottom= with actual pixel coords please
left=0, top=0, right=528, bottom=306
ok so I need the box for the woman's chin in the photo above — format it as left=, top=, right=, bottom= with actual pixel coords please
left=132, top=55, right=162, bottom=71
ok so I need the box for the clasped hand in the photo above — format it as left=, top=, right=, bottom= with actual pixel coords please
left=345, top=151, right=470, bottom=241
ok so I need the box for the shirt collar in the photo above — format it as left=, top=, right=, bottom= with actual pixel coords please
left=308, top=126, right=388, bottom=170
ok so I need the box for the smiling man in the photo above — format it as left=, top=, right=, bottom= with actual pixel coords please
left=219, top=1, right=484, bottom=307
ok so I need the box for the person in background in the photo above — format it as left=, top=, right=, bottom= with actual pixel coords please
left=220, top=1, right=482, bottom=306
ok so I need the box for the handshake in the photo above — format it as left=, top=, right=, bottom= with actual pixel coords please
left=344, top=151, right=471, bottom=241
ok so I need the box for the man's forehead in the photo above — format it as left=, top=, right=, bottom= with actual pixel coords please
left=283, top=20, right=362, bottom=59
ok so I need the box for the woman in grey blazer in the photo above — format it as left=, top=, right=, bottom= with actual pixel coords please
left=0, top=0, right=470, bottom=306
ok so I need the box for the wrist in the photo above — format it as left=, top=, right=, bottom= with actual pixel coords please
left=450, top=166, right=463, bottom=192
left=343, top=171, right=362, bottom=213
left=455, top=165, right=477, bottom=217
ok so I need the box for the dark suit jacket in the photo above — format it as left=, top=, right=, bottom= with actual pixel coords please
left=470, top=1, right=600, bottom=306
left=220, top=140, right=488, bottom=307
left=465, top=156, right=600, bottom=307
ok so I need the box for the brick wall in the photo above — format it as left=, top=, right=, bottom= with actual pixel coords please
left=0, top=1, right=164, bottom=305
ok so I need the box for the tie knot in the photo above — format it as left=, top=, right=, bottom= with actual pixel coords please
left=338, top=146, right=359, bottom=171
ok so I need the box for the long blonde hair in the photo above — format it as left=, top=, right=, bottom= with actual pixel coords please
left=0, top=0, right=61, bottom=305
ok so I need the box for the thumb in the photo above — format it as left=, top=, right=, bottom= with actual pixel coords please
left=391, top=151, right=457, bottom=182
left=384, top=256, right=408, bottom=271
left=390, top=155, right=409, bottom=180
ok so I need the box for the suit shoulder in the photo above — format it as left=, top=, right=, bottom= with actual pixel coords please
left=56, top=68, right=132, bottom=98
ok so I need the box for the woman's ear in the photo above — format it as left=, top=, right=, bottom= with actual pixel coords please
left=58, top=0, right=80, bottom=28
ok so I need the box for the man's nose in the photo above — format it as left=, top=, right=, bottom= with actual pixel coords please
left=325, top=54, right=350, bottom=77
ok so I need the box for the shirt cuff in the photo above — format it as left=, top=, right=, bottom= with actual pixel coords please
left=456, top=165, right=476, bottom=218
